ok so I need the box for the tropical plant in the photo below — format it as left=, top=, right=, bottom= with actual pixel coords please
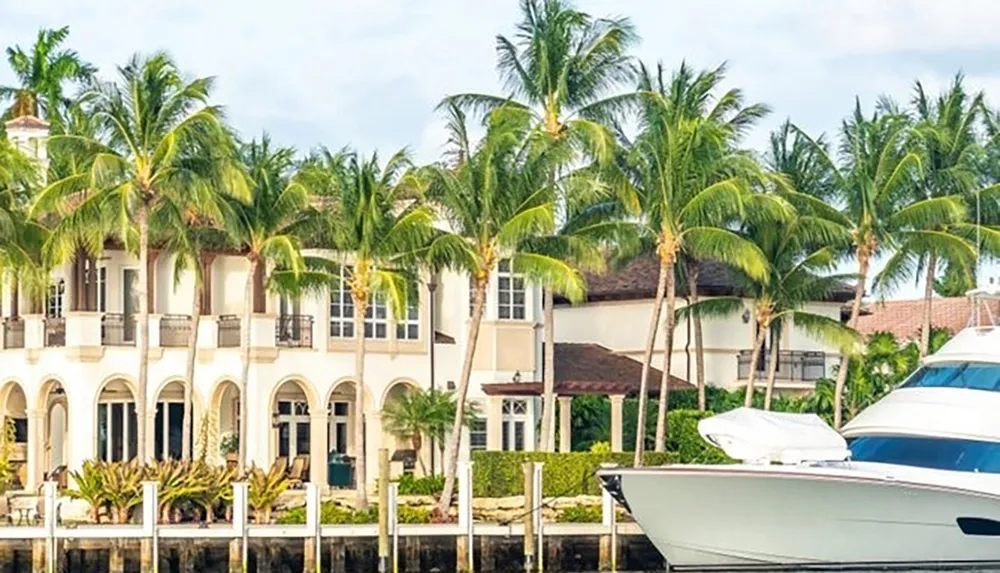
left=36, top=53, right=247, bottom=462
left=443, top=0, right=637, bottom=451
left=247, top=461, right=290, bottom=524
left=149, top=460, right=205, bottom=522
left=0, top=26, right=95, bottom=122
left=381, top=388, right=480, bottom=477
left=226, top=135, right=311, bottom=470
left=0, top=418, right=18, bottom=493
left=303, top=147, right=432, bottom=508
left=423, top=104, right=585, bottom=514
left=192, top=462, right=237, bottom=524
left=67, top=459, right=107, bottom=523
left=101, top=461, right=145, bottom=524
left=194, top=413, right=218, bottom=464
left=794, top=98, right=966, bottom=428
left=613, top=62, right=772, bottom=459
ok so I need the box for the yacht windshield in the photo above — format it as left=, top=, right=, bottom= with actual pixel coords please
left=901, top=362, right=1000, bottom=391
left=849, top=435, right=1000, bottom=473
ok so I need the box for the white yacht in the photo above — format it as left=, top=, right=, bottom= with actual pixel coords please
left=599, top=299, right=1000, bottom=570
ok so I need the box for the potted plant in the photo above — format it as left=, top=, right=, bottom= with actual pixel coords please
left=220, top=433, right=239, bottom=464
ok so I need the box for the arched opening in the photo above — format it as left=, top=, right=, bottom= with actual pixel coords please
left=153, top=380, right=198, bottom=461
left=0, top=382, right=28, bottom=489
left=380, top=380, right=424, bottom=476
left=210, top=381, right=240, bottom=465
left=39, top=380, right=68, bottom=478
left=327, top=380, right=358, bottom=488
left=96, top=379, right=137, bottom=462
left=271, top=379, right=313, bottom=477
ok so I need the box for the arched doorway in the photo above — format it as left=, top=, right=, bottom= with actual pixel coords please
left=39, top=379, right=68, bottom=477
left=381, top=380, right=425, bottom=476
left=271, top=379, right=314, bottom=472
left=327, top=380, right=356, bottom=458
left=153, top=380, right=199, bottom=461
left=210, top=380, right=240, bottom=464
left=0, top=381, right=28, bottom=488
left=95, top=379, right=137, bottom=462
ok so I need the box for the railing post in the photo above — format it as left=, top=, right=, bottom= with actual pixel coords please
left=142, top=481, right=158, bottom=573
left=305, top=482, right=321, bottom=573
left=43, top=481, right=56, bottom=573
left=232, top=482, right=249, bottom=572
left=534, top=463, right=544, bottom=573
left=457, top=460, right=474, bottom=573
left=390, top=481, right=399, bottom=573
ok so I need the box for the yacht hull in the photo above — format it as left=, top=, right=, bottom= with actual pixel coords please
left=601, top=465, right=1000, bottom=570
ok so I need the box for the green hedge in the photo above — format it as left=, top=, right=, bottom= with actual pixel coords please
left=471, top=409, right=729, bottom=497
left=278, top=502, right=432, bottom=525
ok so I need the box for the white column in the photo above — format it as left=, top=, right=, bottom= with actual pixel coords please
left=25, top=409, right=44, bottom=490
left=23, top=315, right=44, bottom=349
left=148, top=314, right=162, bottom=348
left=64, top=312, right=102, bottom=347
left=610, top=395, right=624, bottom=453
left=309, top=413, right=328, bottom=488
left=558, top=396, right=572, bottom=453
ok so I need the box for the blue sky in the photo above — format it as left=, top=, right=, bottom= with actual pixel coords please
left=4, top=0, right=1000, bottom=299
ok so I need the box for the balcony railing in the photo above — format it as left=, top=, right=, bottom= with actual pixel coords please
left=44, top=317, right=66, bottom=348
left=101, top=313, right=135, bottom=346
left=3, top=318, right=23, bottom=349
left=160, top=314, right=192, bottom=347
left=276, top=314, right=313, bottom=348
left=737, top=349, right=826, bottom=382
left=218, top=315, right=240, bottom=348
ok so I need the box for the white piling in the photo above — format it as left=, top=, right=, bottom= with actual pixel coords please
left=232, top=482, right=249, bottom=572
left=43, top=481, right=56, bottom=573
left=390, top=482, right=399, bottom=573
left=602, top=488, right=617, bottom=572
left=457, top=461, right=474, bottom=572
left=142, top=481, right=159, bottom=573
left=534, top=464, right=543, bottom=573
left=305, top=483, right=321, bottom=573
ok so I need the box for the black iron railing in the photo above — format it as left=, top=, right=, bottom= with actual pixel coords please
left=160, top=314, right=192, bottom=347
left=737, top=349, right=827, bottom=382
left=2, top=318, right=23, bottom=349
left=217, top=315, right=240, bottom=348
left=276, top=314, right=313, bottom=348
left=101, top=313, right=135, bottom=346
left=44, top=317, right=65, bottom=347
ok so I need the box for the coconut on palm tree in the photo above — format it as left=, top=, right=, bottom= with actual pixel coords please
left=613, top=62, right=772, bottom=460
left=0, top=27, right=95, bottom=123
left=424, top=104, right=585, bottom=514
left=442, top=0, right=636, bottom=451
left=303, top=147, right=433, bottom=509
left=36, top=53, right=246, bottom=462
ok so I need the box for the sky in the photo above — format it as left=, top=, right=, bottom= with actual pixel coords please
left=4, top=0, right=1000, bottom=299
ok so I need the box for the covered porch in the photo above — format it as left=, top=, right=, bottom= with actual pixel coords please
left=482, top=343, right=693, bottom=452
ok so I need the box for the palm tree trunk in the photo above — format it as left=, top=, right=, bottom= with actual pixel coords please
left=654, top=261, right=676, bottom=452
left=136, top=203, right=150, bottom=464
left=919, top=254, right=936, bottom=357
left=763, top=325, right=780, bottom=410
left=353, top=294, right=369, bottom=510
left=744, top=322, right=767, bottom=408
left=633, top=263, right=667, bottom=467
left=687, top=261, right=706, bottom=411
left=539, top=288, right=556, bottom=452
left=437, top=281, right=486, bottom=515
left=181, top=283, right=201, bottom=461
left=834, top=255, right=869, bottom=429
left=413, top=432, right=426, bottom=476
left=238, top=257, right=257, bottom=472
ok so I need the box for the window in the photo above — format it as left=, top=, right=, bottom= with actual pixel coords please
left=46, top=280, right=65, bottom=318
left=497, top=260, right=525, bottom=320
left=501, top=398, right=528, bottom=451
left=154, top=402, right=185, bottom=460
left=850, top=435, right=1000, bottom=474
left=396, top=301, right=419, bottom=341
left=97, top=401, right=137, bottom=462
left=330, top=265, right=355, bottom=338
left=11, top=418, right=26, bottom=443
left=330, top=401, right=350, bottom=454
left=901, top=362, right=1000, bottom=391
left=276, top=399, right=311, bottom=464
left=469, top=418, right=487, bottom=451
left=365, top=296, right=388, bottom=339
left=85, top=261, right=107, bottom=312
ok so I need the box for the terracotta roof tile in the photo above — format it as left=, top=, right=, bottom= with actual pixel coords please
left=854, top=297, right=1000, bottom=340
left=4, top=115, right=49, bottom=130
left=482, top=343, right=693, bottom=396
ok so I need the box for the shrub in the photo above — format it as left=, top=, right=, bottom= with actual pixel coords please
left=557, top=504, right=602, bottom=523
left=665, top=410, right=731, bottom=465
left=588, top=441, right=611, bottom=454
left=395, top=473, right=445, bottom=496
left=278, top=502, right=432, bottom=525
left=248, top=461, right=290, bottom=524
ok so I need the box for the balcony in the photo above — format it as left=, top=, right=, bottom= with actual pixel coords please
left=160, top=315, right=192, bottom=347
left=217, top=315, right=240, bottom=348
left=276, top=314, right=313, bottom=348
left=44, top=318, right=65, bottom=348
left=737, top=350, right=826, bottom=382
left=101, top=313, right=135, bottom=346
left=2, top=318, right=23, bottom=349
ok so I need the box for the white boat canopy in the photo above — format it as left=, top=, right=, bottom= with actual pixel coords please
left=698, top=408, right=850, bottom=464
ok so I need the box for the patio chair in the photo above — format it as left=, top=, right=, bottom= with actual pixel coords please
left=287, top=455, right=308, bottom=488
left=0, top=495, right=9, bottom=526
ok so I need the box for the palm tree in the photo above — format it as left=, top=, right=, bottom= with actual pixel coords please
left=381, top=388, right=479, bottom=476
left=226, top=135, right=310, bottom=471
left=794, top=99, right=967, bottom=428
left=36, top=53, right=245, bottom=463
left=442, top=0, right=637, bottom=451
left=0, top=27, right=95, bottom=123
left=875, top=76, right=987, bottom=357
left=303, top=147, right=433, bottom=509
left=615, top=62, right=772, bottom=460
left=425, top=104, right=585, bottom=514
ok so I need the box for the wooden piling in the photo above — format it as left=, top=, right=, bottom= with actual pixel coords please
left=108, top=541, right=124, bottom=573
left=228, top=538, right=242, bottom=573
left=378, top=448, right=390, bottom=573
left=140, top=539, right=153, bottom=572
left=403, top=536, right=420, bottom=573
left=598, top=535, right=614, bottom=572
left=523, top=462, right=536, bottom=572
left=546, top=536, right=563, bottom=572
left=455, top=535, right=471, bottom=573
left=303, top=537, right=317, bottom=573
left=329, top=540, right=346, bottom=573
left=31, top=539, right=45, bottom=573
left=0, top=544, right=14, bottom=573
left=479, top=536, right=495, bottom=573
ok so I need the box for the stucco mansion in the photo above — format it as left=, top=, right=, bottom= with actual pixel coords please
left=0, top=116, right=850, bottom=492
